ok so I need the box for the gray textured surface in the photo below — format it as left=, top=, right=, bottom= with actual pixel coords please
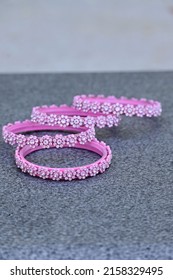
left=0, top=72, right=173, bottom=260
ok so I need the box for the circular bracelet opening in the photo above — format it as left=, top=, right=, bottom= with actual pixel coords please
left=26, top=147, right=101, bottom=168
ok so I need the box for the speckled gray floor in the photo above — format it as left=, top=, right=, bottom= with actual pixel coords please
left=0, top=72, right=173, bottom=259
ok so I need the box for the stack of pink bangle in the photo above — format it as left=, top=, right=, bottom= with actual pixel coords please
left=2, top=95, right=162, bottom=181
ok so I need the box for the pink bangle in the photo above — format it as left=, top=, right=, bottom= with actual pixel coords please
left=15, top=140, right=112, bottom=181
left=2, top=120, right=95, bottom=148
left=73, top=94, right=162, bottom=117
left=31, top=104, right=121, bottom=128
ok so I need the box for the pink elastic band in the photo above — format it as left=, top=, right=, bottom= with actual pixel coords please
left=15, top=140, right=112, bottom=181
left=2, top=120, right=96, bottom=148
left=73, top=95, right=162, bottom=117
left=31, top=104, right=120, bottom=128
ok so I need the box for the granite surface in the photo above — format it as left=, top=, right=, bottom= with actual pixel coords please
left=0, top=72, right=173, bottom=260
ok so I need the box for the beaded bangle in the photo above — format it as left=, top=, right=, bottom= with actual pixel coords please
left=31, top=104, right=120, bottom=128
left=15, top=140, right=112, bottom=181
left=2, top=120, right=96, bottom=148
left=73, top=95, right=162, bottom=117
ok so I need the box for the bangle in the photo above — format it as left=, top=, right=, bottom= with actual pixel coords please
left=73, top=95, right=162, bottom=117
left=31, top=104, right=121, bottom=128
left=2, top=120, right=95, bottom=148
left=15, top=140, right=112, bottom=181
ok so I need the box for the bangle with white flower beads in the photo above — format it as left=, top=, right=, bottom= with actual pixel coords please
left=2, top=120, right=96, bottom=148
left=31, top=104, right=121, bottom=128
left=73, top=95, right=162, bottom=117
left=15, top=140, right=112, bottom=181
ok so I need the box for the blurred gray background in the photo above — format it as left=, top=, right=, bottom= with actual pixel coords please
left=0, top=0, right=173, bottom=73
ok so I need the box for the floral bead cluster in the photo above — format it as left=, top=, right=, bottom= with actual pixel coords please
left=2, top=94, right=162, bottom=181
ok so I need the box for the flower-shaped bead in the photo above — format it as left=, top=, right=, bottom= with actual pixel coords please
left=74, top=98, right=83, bottom=110
left=21, top=162, right=28, bottom=173
left=38, top=168, right=50, bottom=179
left=49, top=170, right=63, bottom=181
left=106, top=115, right=114, bottom=127
left=16, top=135, right=27, bottom=147
left=84, top=116, right=95, bottom=128
left=99, top=161, right=107, bottom=173
left=91, top=102, right=100, bottom=113
left=145, top=105, right=154, bottom=117
left=8, top=133, right=16, bottom=145
left=113, top=116, right=120, bottom=126
left=70, top=116, right=83, bottom=128
left=76, top=168, right=89, bottom=179
left=96, top=116, right=106, bottom=128
left=87, top=128, right=95, bottom=142
left=53, top=134, right=65, bottom=148
left=28, top=166, right=38, bottom=176
left=66, top=135, right=77, bottom=147
left=38, top=113, right=47, bottom=124
left=82, top=100, right=90, bottom=112
left=58, top=115, right=70, bottom=127
left=101, top=103, right=112, bottom=114
left=78, top=132, right=87, bottom=144
left=136, top=105, right=145, bottom=117
left=27, top=136, right=39, bottom=148
left=31, top=113, right=39, bottom=123
left=112, top=103, right=124, bottom=116
left=89, top=165, right=99, bottom=176
left=124, top=104, right=135, bottom=117
left=47, top=114, right=58, bottom=126
left=40, top=135, right=53, bottom=149
left=63, top=170, right=76, bottom=181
